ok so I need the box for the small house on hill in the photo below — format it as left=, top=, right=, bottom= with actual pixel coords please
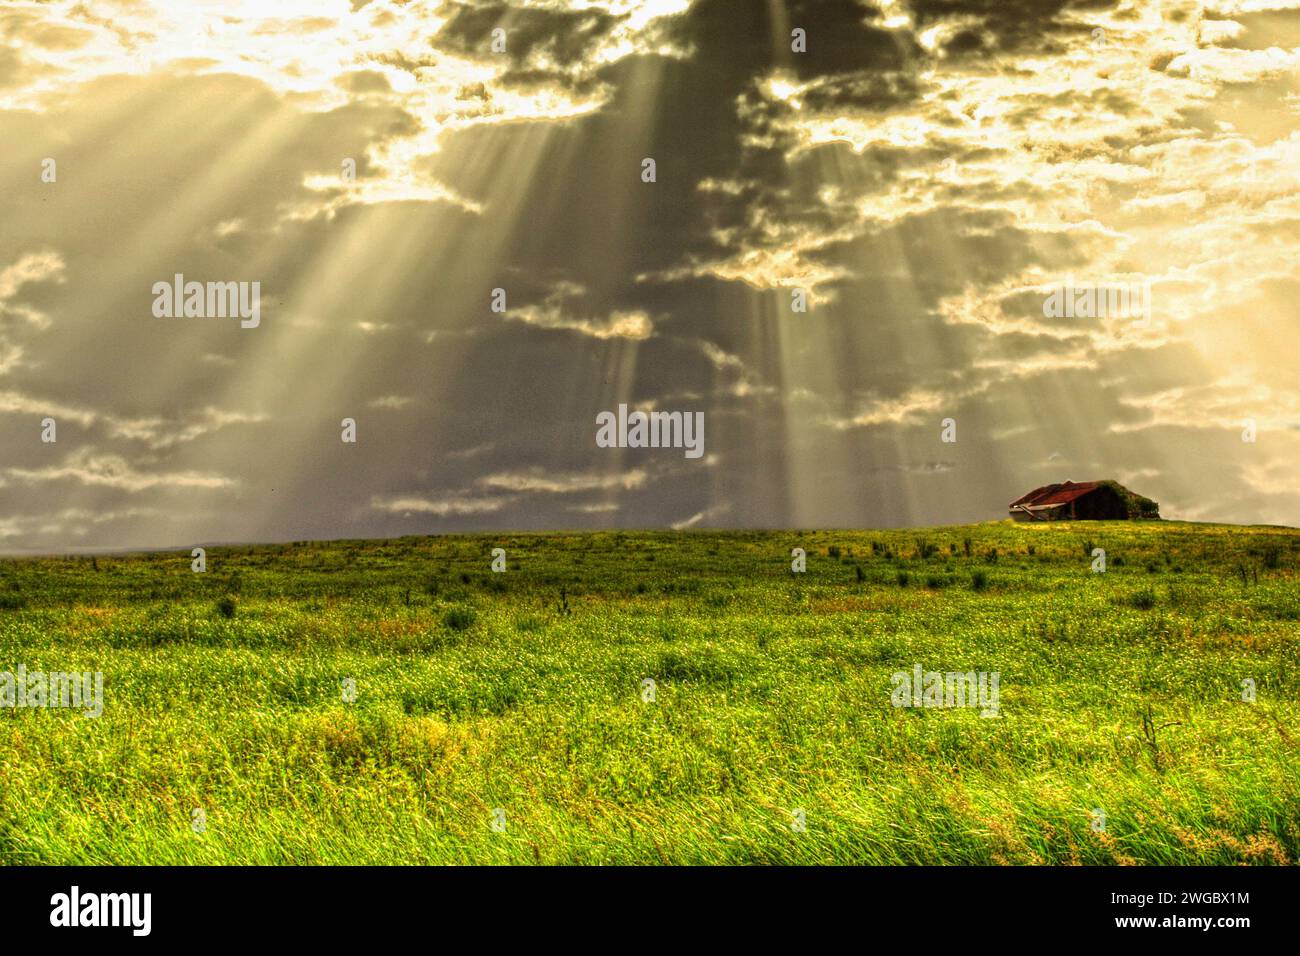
left=1009, top=480, right=1160, bottom=521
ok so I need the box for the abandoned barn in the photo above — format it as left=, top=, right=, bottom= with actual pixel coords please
left=1008, top=480, right=1161, bottom=521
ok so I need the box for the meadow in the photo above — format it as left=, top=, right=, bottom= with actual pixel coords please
left=0, top=520, right=1296, bottom=865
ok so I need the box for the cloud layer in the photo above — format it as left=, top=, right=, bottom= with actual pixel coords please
left=1, top=0, right=1297, bottom=550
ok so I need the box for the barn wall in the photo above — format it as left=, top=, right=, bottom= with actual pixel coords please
left=1074, top=487, right=1127, bottom=520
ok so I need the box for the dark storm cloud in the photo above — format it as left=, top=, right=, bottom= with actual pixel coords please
left=433, top=1, right=625, bottom=66
left=665, top=0, right=921, bottom=75
left=909, top=0, right=1117, bottom=55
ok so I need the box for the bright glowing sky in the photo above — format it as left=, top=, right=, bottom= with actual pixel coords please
left=0, top=0, right=1297, bottom=550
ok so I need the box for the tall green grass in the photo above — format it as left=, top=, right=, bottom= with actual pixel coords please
left=0, top=521, right=1296, bottom=864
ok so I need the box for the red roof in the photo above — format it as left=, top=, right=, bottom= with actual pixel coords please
left=1009, top=480, right=1102, bottom=509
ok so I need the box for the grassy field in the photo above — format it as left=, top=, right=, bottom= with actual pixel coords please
left=0, top=520, right=1296, bottom=865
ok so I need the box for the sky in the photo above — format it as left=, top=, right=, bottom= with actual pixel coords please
left=0, top=0, right=1297, bottom=551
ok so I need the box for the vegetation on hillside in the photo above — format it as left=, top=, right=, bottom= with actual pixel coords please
left=0, top=521, right=1296, bottom=864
